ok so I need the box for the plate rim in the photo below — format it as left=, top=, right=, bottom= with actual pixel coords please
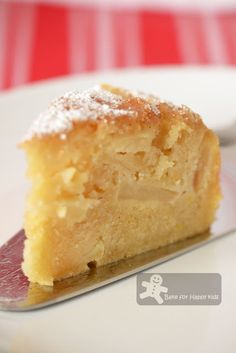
left=1, top=64, right=236, bottom=100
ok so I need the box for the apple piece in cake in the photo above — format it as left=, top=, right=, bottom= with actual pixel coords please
left=21, top=84, right=221, bottom=285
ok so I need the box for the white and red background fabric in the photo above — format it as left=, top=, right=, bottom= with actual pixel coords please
left=1, top=0, right=236, bottom=91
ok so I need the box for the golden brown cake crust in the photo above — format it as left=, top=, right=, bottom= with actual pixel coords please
left=22, top=84, right=204, bottom=145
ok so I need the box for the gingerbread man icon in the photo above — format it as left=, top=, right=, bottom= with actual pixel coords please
left=139, top=274, right=168, bottom=304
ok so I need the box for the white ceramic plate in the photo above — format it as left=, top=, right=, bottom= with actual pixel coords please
left=0, top=66, right=236, bottom=353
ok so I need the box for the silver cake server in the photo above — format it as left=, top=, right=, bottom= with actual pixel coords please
left=0, top=228, right=235, bottom=312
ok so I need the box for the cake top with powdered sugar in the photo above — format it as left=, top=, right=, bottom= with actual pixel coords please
left=23, top=84, right=163, bottom=141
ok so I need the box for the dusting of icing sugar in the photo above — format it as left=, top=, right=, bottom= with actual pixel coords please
left=128, top=89, right=161, bottom=115
left=144, top=103, right=160, bottom=116
left=129, top=89, right=178, bottom=112
left=129, top=89, right=161, bottom=102
left=24, top=85, right=137, bottom=141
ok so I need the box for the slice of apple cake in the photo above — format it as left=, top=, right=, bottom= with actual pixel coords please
left=21, top=84, right=221, bottom=285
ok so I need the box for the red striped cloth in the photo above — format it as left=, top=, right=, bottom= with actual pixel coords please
left=1, top=2, right=236, bottom=90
